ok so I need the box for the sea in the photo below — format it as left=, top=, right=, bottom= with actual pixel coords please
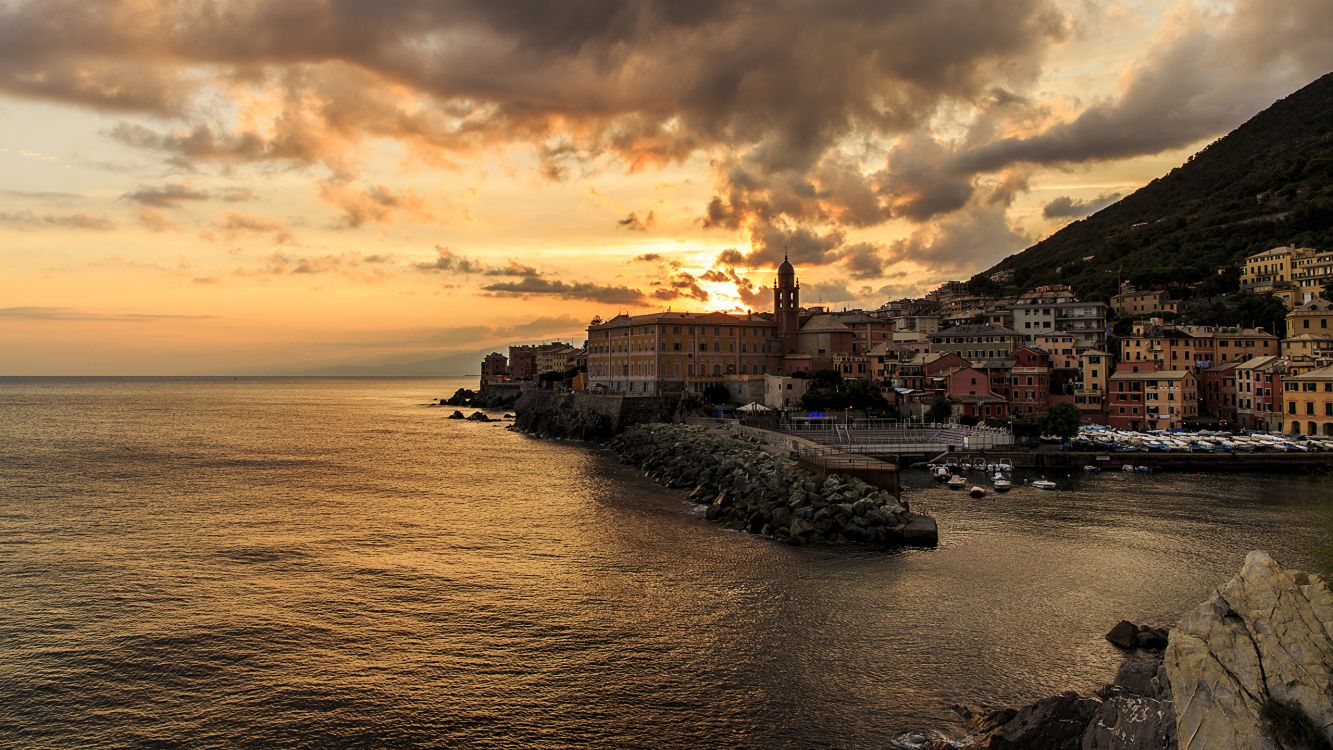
left=1, top=376, right=1329, bottom=749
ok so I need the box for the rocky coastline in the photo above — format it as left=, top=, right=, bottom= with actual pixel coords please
left=609, top=423, right=936, bottom=547
left=910, top=551, right=1332, bottom=750
left=440, top=385, right=522, bottom=410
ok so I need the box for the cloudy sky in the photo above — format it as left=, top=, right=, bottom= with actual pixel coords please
left=1, top=0, right=1330, bottom=374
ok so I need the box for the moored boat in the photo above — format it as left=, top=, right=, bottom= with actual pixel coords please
left=1031, top=478, right=1057, bottom=490
left=946, top=475, right=966, bottom=490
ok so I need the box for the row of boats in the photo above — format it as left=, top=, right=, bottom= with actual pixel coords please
left=927, top=461, right=1058, bottom=497
left=1073, top=426, right=1333, bottom=454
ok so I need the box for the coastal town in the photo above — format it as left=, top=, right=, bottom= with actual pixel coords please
left=479, top=245, right=1333, bottom=439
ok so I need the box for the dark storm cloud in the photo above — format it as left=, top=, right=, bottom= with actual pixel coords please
left=949, top=0, right=1333, bottom=174
left=481, top=277, right=647, bottom=305
left=838, top=242, right=892, bottom=279
left=3, top=0, right=1328, bottom=277
left=1042, top=192, right=1121, bottom=219
left=0, top=0, right=1068, bottom=183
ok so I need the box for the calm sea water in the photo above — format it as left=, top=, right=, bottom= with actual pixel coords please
left=1, top=377, right=1329, bottom=749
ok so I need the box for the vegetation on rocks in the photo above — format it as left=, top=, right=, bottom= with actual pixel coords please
left=609, top=423, right=924, bottom=547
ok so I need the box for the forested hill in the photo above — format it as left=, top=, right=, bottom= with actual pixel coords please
left=973, top=71, right=1333, bottom=300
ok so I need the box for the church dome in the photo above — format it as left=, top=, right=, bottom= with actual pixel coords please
left=777, top=254, right=794, bottom=278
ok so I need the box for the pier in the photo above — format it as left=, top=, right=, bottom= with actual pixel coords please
left=793, top=446, right=900, bottom=495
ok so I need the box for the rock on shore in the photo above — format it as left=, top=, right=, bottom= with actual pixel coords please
left=919, top=552, right=1329, bottom=750
left=609, top=423, right=934, bottom=548
left=441, top=386, right=521, bottom=409
left=1166, top=550, right=1333, bottom=750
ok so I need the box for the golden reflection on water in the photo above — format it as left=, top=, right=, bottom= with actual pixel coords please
left=0, top=376, right=1329, bottom=748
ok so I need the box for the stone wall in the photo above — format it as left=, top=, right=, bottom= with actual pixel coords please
left=513, top=390, right=682, bottom=441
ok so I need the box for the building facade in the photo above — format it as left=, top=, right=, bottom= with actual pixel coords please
left=928, top=324, right=1022, bottom=361
left=1286, top=298, right=1333, bottom=337
left=585, top=311, right=780, bottom=394
left=1283, top=365, right=1333, bottom=436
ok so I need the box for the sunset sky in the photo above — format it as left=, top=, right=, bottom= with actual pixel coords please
left=1, top=0, right=1330, bottom=374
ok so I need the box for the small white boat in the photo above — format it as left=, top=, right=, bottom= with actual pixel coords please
left=993, top=477, right=1012, bottom=492
left=969, top=486, right=987, bottom=498
left=931, top=465, right=951, bottom=481
left=1122, top=464, right=1135, bottom=472
left=1031, top=479, right=1057, bottom=490
left=1082, top=465, right=1100, bottom=474
left=946, top=475, right=966, bottom=490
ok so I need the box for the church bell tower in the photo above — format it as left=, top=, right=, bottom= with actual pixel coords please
left=774, top=253, right=799, bottom=351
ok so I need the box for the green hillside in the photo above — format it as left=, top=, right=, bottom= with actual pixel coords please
left=972, top=72, right=1333, bottom=300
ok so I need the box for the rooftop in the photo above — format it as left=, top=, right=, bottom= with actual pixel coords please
left=930, top=324, right=1020, bottom=338
left=1110, top=370, right=1193, bottom=380
left=1289, top=365, right=1333, bottom=380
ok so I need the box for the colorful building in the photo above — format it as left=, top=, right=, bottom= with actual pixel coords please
left=1282, top=365, right=1333, bottom=436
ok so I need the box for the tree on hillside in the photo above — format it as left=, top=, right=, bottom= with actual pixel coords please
left=1321, top=278, right=1333, bottom=302
left=1185, top=292, right=1288, bottom=335
left=1041, top=403, right=1082, bottom=440
left=926, top=396, right=953, bottom=424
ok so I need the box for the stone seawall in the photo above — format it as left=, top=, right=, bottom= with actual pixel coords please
left=513, top=390, right=682, bottom=441
left=610, top=423, right=937, bottom=547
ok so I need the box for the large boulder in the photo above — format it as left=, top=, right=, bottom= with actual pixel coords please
left=1105, top=620, right=1140, bottom=650
left=1083, top=654, right=1176, bottom=750
left=1082, top=693, right=1176, bottom=750
left=1165, top=551, right=1333, bottom=750
left=987, top=692, right=1100, bottom=749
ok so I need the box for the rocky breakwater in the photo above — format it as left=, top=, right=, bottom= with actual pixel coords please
left=921, top=551, right=1331, bottom=750
left=609, top=423, right=937, bottom=547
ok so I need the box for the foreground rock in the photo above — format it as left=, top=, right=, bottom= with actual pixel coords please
left=609, top=423, right=935, bottom=548
left=1166, top=550, right=1333, bottom=750
left=1084, top=655, right=1176, bottom=750
left=913, top=552, right=1329, bottom=750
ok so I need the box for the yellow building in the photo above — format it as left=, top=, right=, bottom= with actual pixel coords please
left=1286, top=297, right=1333, bottom=337
left=1120, top=320, right=1278, bottom=369
left=1282, top=334, right=1333, bottom=369
left=1075, top=349, right=1112, bottom=413
left=1111, top=287, right=1178, bottom=316
left=1282, top=365, right=1333, bottom=437
left=1241, top=245, right=1315, bottom=294
left=1292, top=250, right=1333, bottom=297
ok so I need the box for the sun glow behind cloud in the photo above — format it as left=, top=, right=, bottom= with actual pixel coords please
left=0, top=0, right=1329, bottom=373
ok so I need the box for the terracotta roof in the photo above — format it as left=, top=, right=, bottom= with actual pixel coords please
left=799, top=314, right=852, bottom=333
